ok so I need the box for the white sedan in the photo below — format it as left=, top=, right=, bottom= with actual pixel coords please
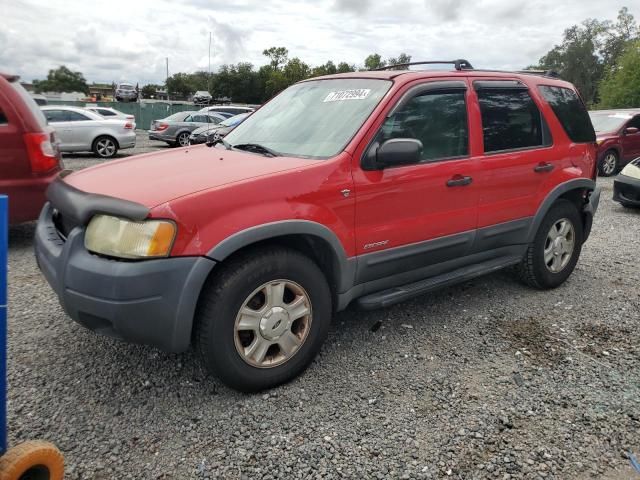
left=41, top=106, right=136, bottom=158
left=84, top=106, right=136, bottom=129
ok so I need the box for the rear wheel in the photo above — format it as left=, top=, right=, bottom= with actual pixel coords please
left=516, top=200, right=583, bottom=289
left=598, top=150, right=618, bottom=177
left=195, top=247, right=332, bottom=392
left=175, top=132, right=190, bottom=147
left=92, top=136, right=118, bottom=158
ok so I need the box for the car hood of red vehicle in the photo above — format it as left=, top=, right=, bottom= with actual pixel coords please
left=63, top=145, right=321, bottom=208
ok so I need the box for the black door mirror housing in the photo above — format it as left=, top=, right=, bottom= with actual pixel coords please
left=376, top=138, right=423, bottom=168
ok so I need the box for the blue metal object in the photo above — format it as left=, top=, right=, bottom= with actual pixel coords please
left=0, top=196, right=7, bottom=455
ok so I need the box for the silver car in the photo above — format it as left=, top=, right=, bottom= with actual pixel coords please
left=199, top=105, right=255, bottom=116
left=84, top=106, right=136, bottom=128
left=148, top=111, right=227, bottom=147
left=115, top=82, right=138, bottom=102
left=41, top=106, right=136, bottom=159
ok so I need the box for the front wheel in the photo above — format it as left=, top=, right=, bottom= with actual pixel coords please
left=598, top=150, right=618, bottom=177
left=516, top=200, right=583, bottom=289
left=195, top=247, right=332, bottom=392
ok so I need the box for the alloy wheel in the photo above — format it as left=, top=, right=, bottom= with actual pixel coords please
left=96, top=138, right=116, bottom=157
left=544, top=218, right=575, bottom=273
left=178, top=133, right=190, bottom=146
left=602, top=153, right=617, bottom=176
left=234, top=280, right=312, bottom=368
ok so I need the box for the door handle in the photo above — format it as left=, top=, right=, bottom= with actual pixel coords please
left=446, top=175, right=473, bottom=187
left=534, top=162, right=554, bottom=173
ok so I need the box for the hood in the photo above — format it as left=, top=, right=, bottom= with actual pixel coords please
left=63, top=146, right=321, bottom=208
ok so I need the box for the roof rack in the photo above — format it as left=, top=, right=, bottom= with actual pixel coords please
left=373, top=59, right=474, bottom=71
left=515, top=69, right=561, bottom=78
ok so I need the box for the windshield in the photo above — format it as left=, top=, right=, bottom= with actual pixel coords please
left=224, top=78, right=392, bottom=158
left=589, top=112, right=631, bottom=133
left=119, top=84, right=134, bottom=90
left=221, top=113, right=249, bottom=127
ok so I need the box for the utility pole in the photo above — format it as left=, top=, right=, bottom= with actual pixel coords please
left=208, top=32, right=212, bottom=94
left=166, top=57, right=169, bottom=101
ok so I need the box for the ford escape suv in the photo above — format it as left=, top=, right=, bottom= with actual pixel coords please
left=35, top=60, right=599, bottom=392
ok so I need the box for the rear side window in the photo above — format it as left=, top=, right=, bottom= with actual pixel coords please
left=66, top=111, right=91, bottom=121
left=378, top=90, right=469, bottom=161
left=98, top=109, right=116, bottom=116
left=477, top=89, right=549, bottom=153
left=0, top=109, right=7, bottom=125
left=538, top=86, right=595, bottom=143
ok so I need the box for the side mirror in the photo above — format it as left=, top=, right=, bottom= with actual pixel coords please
left=625, top=127, right=639, bottom=135
left=376, top=138, right=423, bottom=168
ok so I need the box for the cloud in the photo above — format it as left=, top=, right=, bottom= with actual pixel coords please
left=427, top=0, right=464, bottom=21
left=333, top=0, right=374, bottom=14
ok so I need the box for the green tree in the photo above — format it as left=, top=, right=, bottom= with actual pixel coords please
left=166, top=72, right=195, bottom=99
left=33, top=66, right=88, bottom=93
left=364, top=53, right=385, bottom=70
left=336, top=62, right=356, bottom=73
left=387, top=53, right=412, bottom=68
left=599, top=40, right=640, bottom=108
left=141, top=84, right=161, bottom=99
left=602, top=7, right=639, bottom=69
left=283, top=58, right=311, bottom=84
left=263, top=47, right=289, bottom=70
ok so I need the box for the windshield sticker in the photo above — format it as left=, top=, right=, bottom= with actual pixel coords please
left=323, top=89, right=371, bottom=102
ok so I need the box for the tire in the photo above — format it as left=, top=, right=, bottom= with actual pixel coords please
left=175, top=132, right=190, bottom=147
left=598, top=149, right=618, bottom=177
left=92, top=136, right=118, bottom=158
left=195, top=246, right=332, bottom=392
left=516, top=200, right=583, bottom=289
left=0, top=440, right=64, bottom=480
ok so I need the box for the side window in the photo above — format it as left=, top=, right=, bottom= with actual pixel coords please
left=184, top=115, right=193, bottom=122
left=626, top=116, right=640, bottom=130
left=477, top=88, right=548, bottom=153
left=0, top=109, right=7, bottom=125
left=44, top=110, right=66, bottom=122
left=192, top=115, right=207, bottom=123
left=538, top=86, right=595, bottom=143
left=98, top=109, right=116, bottom=116
left=66, top=111, right=91, bottom=122
left=208, top=115, right=221, bottom=124
left=377, top=90, right=469, bottom=161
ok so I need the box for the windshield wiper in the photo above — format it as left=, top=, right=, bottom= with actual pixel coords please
left=232, top=143, right=279, bottom=157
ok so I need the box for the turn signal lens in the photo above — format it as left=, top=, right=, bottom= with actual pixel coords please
left=85, top=215, right=176, bottom=259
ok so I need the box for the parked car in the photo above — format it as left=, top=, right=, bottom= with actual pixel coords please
left=85, top=106, right=136, bottom=128
left=35, top=61, right=600, bottom=392
left=114, top=82, right=138, bottom=102
left=192, top=91, right=212, bottom=105
left=589, top=109, right=640, bottom=176
left=198, top=105, right=255, bottom=116
left=0, top=73, right=62, bottom=224
left=189, top=112, right=250, bottom=145
left=41, top=106, right=136, bottom=158
left=31, top=93, right=47, bottom=106
left=149, top=111, right=226, bottom=147
left=613, top=157, right=640, bottom=208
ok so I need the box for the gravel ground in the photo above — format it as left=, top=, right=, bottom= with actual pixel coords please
left=6, top=142, right=640, bottom=479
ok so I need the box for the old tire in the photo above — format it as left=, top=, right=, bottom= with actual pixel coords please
left=0, top=441, right=64, bottom=480
left=195, top=247, right=332, bottom=392
left=598, top=150, right=618, bottom=177
left=92, top=136, right=118, bottom=158
left=516, top=200, right=583, bottom=289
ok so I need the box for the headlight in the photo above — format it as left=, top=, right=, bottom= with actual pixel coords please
left=621, top=162, right=640, bottom=180
left=85, top=215, right=176, bottom=259
left=596, top=139, right=604, bottom=146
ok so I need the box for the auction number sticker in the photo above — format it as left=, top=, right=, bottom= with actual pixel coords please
left=324, top=89, right=371, bottom=102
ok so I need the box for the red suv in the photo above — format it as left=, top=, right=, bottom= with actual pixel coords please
left=0, top=73, right=62, bottom=224
left=589, top=109, right=640, bottom=176
left=35, top=60, right=599, bottom=391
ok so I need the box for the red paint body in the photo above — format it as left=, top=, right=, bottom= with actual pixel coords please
left=595, top=111, right=640, bottom=167
left=63, top=70, right=595, bottom=260
left=0, top=73, right=61, bottom=224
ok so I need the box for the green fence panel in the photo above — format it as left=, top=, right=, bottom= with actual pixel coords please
left=46, top=100, right=197, bottom=130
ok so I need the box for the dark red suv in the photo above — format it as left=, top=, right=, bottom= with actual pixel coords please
left=589, top=109, right=640, bottom=176
left=0, top=73, right=62, bottom=224
left=35, top=60, right=599, bottom=391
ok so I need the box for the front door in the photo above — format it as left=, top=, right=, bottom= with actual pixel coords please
left=620, top=115, right=640, bottom=161
left=43, top=109, right=74, bottom=149
left=352, top=80, right=479, bottom=284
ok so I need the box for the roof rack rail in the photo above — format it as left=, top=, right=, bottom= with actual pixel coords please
left=516, top=69, right=561, bottom=78
left=373, top=59, right=474, bottom=71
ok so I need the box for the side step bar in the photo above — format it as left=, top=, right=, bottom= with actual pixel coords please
left=355, top=256, right=522, bottom=310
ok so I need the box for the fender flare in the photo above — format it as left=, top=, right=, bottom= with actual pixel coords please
left=207, top=220, right=356, bottom=293
left=526, top=178, right=597, bottom=242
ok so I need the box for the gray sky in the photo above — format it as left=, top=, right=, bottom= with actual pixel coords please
left=1, top=0, right=637, bottom=85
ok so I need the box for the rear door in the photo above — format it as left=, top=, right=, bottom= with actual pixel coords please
left=64, top=110, right=97, bottom=149
left=470, top=80, right=554, bottom=230
left=620, top=115, right=640, bottom=161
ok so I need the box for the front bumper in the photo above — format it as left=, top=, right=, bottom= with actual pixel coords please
left=35, top=202, right=215, bottom=352
left=189, top=135, right=207, bottom=145
left=613, top=174, right=640, bottom=207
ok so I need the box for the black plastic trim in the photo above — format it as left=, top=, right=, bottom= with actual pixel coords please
left=387, top=80, right=468, bottom=118
left=473, top=80, right=528, bottom=91
left=46, top=176, right=149, bottom=225
left=613, top=175, right=640, bottom=207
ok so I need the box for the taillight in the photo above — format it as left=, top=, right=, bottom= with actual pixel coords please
left=23, top=132, right=60, bottom=174
left=156, top=123, right=168, bottom=131
left=124, top=122, right=133, bottom=129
